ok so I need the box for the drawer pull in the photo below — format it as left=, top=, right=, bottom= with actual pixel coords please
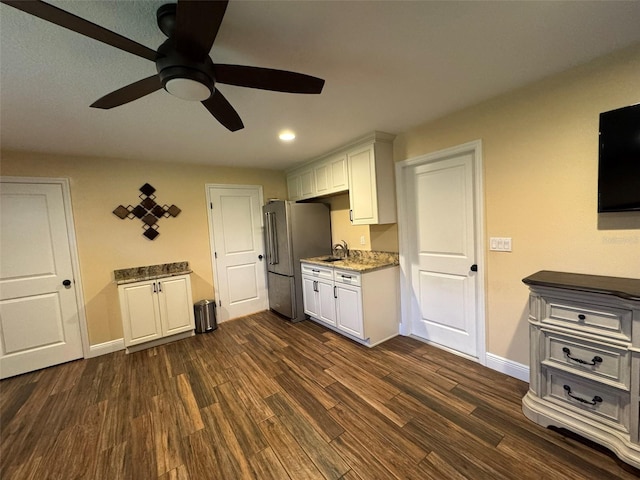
left=562, top=347, right=603, bottom=366
left=341, top=275, right=352, bottom=279
left=577, top=314, right=586, bottom=320
left=563, top=385, right=603, bottom=406
left=312, top=269, right=320, bottom=273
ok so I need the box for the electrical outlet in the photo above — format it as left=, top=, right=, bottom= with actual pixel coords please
left=360, top=235, right=366, bottom=245
left=490, top=237, right=512, bottom=252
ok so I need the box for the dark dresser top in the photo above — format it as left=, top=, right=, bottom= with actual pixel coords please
left=523, top=270, right=640, bottom=301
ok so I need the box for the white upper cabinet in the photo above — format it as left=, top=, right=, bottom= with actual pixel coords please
left=347, top=137, right=396, bottom=225
left=313, top=153, right=348, bottom=197
left=285, top=132, right=395, bottom=225
left=287, top=153, right=348, bottom=201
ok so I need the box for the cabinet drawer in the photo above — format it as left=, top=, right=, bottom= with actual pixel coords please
left=542, top=331, right=630, bottom=389
left=544, top=368, right=630, bottom=432
left=541, top=296, right=632, bottom=341
left=301, top=263, right=333, bottom=281
left=334, top=269, right=361, bottom=287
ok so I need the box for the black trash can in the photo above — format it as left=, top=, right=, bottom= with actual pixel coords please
left=194, top=299, right=217, bottom=333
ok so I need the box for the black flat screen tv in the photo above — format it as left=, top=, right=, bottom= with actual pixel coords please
left=598, top=103, right=640, bottom=213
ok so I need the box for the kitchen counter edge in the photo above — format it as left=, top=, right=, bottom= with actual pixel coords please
left=301, top=257, right=399, bottom=274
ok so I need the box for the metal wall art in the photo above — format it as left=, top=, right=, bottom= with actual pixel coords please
left=113, top=183, right=181, bottom=240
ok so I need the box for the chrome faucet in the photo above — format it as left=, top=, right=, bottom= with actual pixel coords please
left=333, top=240, right=349, bottom=258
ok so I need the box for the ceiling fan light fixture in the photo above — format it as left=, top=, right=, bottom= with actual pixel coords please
left=159, top=66, right=213, bottom=101
left=165, top=78, right=211, bottom=101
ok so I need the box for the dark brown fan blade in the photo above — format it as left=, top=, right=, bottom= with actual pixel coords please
left=175, top=0, right=228, bottom=60
left=1, top=0, right=157, bottom=62
left=202, top=90, right=244, bottom=132
left=214, top=65, right=325, bottom=94
left=91, top=75, right=162, bottom=109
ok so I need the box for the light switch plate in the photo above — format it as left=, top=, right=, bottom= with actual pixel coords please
left=490, top=237, right=512, bottom=252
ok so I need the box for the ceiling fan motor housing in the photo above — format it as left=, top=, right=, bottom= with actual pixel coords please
left=156, top=39, right=216, bottom=100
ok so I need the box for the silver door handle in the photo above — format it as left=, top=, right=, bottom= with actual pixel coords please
left=265, top=212, right=275, bottom=265
left=270, top=212, right=279, bottom=265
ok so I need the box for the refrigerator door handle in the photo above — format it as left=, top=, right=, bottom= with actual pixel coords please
left=265, top=212, right=271, bottom=264
left=270, top=212, right=279, bottom=265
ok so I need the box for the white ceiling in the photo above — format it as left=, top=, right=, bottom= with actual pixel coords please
left=1, top=1, right=640, bottom=171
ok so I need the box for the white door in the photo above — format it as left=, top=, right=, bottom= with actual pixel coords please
left=207, top=185, right=267, bottom=322
left=0, top=180, right=84, bottom=378
left=397, top=141, right=485, bottom=360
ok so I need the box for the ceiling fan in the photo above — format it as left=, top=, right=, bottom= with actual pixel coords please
left=1, top=0, right=325, bottom=132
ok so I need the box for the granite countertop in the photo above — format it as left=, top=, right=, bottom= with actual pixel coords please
left=301, top=250, right=399, bottom=273
left=114, top=261, right=192, bottom=285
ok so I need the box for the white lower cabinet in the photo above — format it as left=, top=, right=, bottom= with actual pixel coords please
left=335, top=280, right=363, bottom=338
left=118, top=274, right=195, bottom=351
left=301, top=262, right=398, bottom=347
left=302, top=264, right=336, bottom=326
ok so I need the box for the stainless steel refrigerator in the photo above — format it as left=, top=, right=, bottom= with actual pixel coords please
left=263, top=200, right=331, bottom=322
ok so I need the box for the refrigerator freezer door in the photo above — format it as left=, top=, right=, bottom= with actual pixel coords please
left=267, top=272, right=296, bottom=319
left=264, top=202, right=294, bottom=276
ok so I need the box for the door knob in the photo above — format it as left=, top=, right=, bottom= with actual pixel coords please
left=470, top=264, right=478, bottom=272
left=62, top=279, right=72, bottom=287
left=258, top=254, right=264, bottom=260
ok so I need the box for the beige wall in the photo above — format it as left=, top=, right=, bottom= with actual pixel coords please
left=0, top=151, right=287, bottom=345
left=312, top=194, right=400, bottom=253
left=394, top=44, right=640, bottom=365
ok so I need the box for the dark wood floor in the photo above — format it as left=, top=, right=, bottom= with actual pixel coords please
left=1, top=311, right=639, bottom=479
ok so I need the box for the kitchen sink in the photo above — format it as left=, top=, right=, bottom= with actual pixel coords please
left=321, top=257, right=344, bottom=263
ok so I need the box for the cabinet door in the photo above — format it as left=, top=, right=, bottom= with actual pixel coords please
left=119, top=281, right=162, bottom=347
left=329, top=154, right=348, bottom=192
left=314, top=161, right=331, bottom=196
left=336, top=283, right=364, bottom=339
left=302, top=276, right=320, bottom=318
left=348, top=145, right=378, bottom=224
left=287, top=174, right=302, bottom=201
left=300, top=170, right=315, bottom=198
left=318, top=279, right=337, bottom=326
left=158, top=275, right=195, bottom=337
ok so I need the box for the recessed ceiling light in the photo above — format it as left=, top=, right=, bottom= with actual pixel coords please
left=279, top=131, right=296, bottom=142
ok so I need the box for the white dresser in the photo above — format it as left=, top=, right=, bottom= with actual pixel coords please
left=522, top=271, right=640, bottom=468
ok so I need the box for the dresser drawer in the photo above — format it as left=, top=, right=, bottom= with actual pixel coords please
left=301, top=263, right=333, bottom=281
left=542, top=331, right=630, bottom=389
left=544, top=368, right=630, bottom=432
left=541, top=296, right=632, bottom=341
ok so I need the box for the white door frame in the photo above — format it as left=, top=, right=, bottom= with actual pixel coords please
left=1, top=176, right=90, bottom=359
left=395, top=140, right=486, bottom=364
left=205, top=184, right=266, bottom=320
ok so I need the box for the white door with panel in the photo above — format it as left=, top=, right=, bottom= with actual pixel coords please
left=0, top=180, right=84, bottom=379
left=208, top=185, right=267, bottom=322
left=397, top=142, right=484, bottom=359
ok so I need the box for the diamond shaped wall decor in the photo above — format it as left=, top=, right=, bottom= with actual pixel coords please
left=113, top=183, right=181, bottom=240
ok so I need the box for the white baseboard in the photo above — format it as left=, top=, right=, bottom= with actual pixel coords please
left=87, top=338, right=125, bottom=358
left=485, top=352, right=529, bottom=382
